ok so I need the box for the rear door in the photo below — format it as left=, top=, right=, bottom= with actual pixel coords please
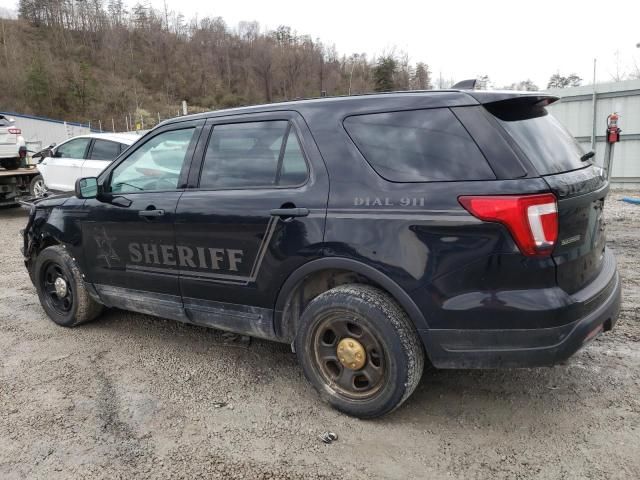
left=488, top=100, right=608, bottom=294
left=44, top=137, right=91, bottom=190
left=82, top=139, right=122, bottom=178
left=174, top=112, right=329, bottom=337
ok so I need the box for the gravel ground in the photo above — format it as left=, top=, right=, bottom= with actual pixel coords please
left=1, top=193, right=639, bottom=479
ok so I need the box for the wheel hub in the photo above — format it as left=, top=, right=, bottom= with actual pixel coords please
left=54, top=277, right=68, bottom=298
left=337, top=337, right=366, bottom=370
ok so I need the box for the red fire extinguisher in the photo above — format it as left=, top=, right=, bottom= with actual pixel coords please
left=606, top=113, right=621, bottom=143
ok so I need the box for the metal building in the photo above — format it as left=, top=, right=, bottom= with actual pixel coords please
left=548, top=79, right=640, bottom=188
left=0, top=111, right=93, bottom=154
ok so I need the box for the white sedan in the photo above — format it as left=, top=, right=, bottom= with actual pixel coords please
left=35, top=133, right=139, bottom=195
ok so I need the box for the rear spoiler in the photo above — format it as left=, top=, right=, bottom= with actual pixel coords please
left=450, top=79, right=559, bottom=107
left=467, top=91, right=559, bottom=107
left=479, top=94, right=560, bottom=121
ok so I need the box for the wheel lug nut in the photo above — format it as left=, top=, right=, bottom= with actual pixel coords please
left=349, top=342, right=354, bottom=348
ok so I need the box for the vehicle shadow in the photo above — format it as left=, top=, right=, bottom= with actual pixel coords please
left=88, top=306, right=621, bottom=430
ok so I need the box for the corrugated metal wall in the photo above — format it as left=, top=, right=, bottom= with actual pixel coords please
left=0, top=112, right=92, bottom=153
left=548, top=79, right=640, bottom=187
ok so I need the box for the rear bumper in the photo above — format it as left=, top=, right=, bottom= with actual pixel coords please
left=422, top=249, right=621, bottom=368
left=0, top=144, right=19, bottom=158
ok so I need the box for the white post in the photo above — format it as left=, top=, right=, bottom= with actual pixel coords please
left=98, top=120, right=102, bottom=132
left=591, top=58, right=597, bottom=152
left=125, top=116, right=129, bottom=131
left=112, top=118, right=115, bottom=132
left=182, top=100, right=188, bottom=116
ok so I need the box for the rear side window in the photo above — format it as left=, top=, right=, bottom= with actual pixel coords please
left=89, top=139, right=121, bottom=160
left=199, top=121, right=308, bottom=189
left=490, top=106, right=586, bottom=175
left=343, top=108, right=495, bottom=182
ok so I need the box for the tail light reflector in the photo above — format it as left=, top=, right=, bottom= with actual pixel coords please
left=8, top=128, right=21, bottom=134
left=459, top=193, right=558, bottom=256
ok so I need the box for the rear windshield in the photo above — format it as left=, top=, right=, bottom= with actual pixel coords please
left=344, top=108, right=495, bottom=182
left=492, top=108, right=586, bottom=175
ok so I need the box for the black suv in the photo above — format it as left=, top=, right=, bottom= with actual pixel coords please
left=23, top=90, right=621, bottom=418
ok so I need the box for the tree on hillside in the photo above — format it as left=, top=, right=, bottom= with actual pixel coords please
left=373, top=55, right=397, bottom=92
left=4, top=3, right=432, bottom=129
left=547, top=73, right=582, bottom=89
left=412, top=62, right=432, bottom=90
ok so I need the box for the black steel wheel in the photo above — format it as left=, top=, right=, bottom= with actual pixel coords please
left=312, top=313, right=387, bottom=399
left=40, top=261, right=75, bottom=315
left=295, top=284, right=424, bottom=418
left=34, top=245, right=103, bottom=327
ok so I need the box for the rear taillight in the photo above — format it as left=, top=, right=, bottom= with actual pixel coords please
left=8, top=128, right=21, bottom=134
left=459, top=193, right=558, bottom=256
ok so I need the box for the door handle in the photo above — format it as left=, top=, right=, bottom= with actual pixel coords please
left=269, top=207, right=309, bottom=218
left=139, top=209, right=165, bottom=218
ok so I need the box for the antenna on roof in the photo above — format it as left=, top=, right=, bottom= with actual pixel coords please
left=451, top=79, right=477, bottom=90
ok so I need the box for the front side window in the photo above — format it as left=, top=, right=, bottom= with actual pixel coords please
left=109, top=128, right=195, bottom=193
left=199, top=121, right=308, bottom=189
left=55, top=138, right=91, bottom=159
left=89, top=139, right=121, bottom=161
left=344, top=108, right=495, bottom=182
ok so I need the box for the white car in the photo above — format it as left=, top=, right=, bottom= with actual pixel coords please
left=0, top=115, right=27, bottom=170
left=35, top=133, right=139, bottom=195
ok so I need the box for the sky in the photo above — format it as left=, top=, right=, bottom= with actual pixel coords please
left=4, top=0, right=640, bottom=88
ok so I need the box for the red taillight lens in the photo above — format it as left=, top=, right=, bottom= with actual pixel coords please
left=459, top=193, right=558, bottom=256
left=8, top=128, right=21, bottom=134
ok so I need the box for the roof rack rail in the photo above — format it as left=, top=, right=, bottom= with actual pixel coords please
left=451, top=79, right=477, bottom=90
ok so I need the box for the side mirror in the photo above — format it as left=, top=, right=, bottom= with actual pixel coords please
left=75, top=177, right=99, bottom=199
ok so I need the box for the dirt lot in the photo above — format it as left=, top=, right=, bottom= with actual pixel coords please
left=1, top=194, right=639, bottom=480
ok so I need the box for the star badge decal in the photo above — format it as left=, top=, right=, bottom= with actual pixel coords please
left=94, top=226, right=121, bottom=268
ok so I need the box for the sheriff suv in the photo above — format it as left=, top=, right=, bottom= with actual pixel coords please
left=22, top=89, right=621, bottom=418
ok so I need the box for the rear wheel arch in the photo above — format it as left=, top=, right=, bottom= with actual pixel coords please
left=274, top=257, right=430, bottom=343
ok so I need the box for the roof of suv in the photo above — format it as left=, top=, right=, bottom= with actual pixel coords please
left=162, top=90, right=558, bottom=126
left=70, top=132, right=141, bottom=145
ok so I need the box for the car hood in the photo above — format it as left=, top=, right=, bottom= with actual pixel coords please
left=34, top=191, right=76, bottom=209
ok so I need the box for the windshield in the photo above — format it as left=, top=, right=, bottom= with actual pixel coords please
left=497, top=111, right=587, bottom=175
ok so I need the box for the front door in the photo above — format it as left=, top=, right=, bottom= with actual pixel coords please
left=45, top=137, right=91, bottom=191
left=81, top=123, right=203, bottom=320
left=174, top=113, right=329, bottom=339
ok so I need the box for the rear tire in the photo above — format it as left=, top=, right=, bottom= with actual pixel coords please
left=295, top=284, right=424, bottom=418
left=1, top=158, right=21, bottom=170
left=29, top=175, right=47, bottom=197
left=34, top=245, right=103, bottom=327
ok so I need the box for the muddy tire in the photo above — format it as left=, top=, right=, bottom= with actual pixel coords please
left=34, top=245, right=103, bottom=327
left=29, top=175, right=47, bottom=197
left=295, top=284, right=424, bottom=418
left=1, top=158, right=21, bottom=170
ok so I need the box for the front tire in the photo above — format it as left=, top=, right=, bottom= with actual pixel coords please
left=34, top=245, right=103, bottom=327
left=29, top=174, right=47, bottom=197
left=295, top=284, right=424, bottom=418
